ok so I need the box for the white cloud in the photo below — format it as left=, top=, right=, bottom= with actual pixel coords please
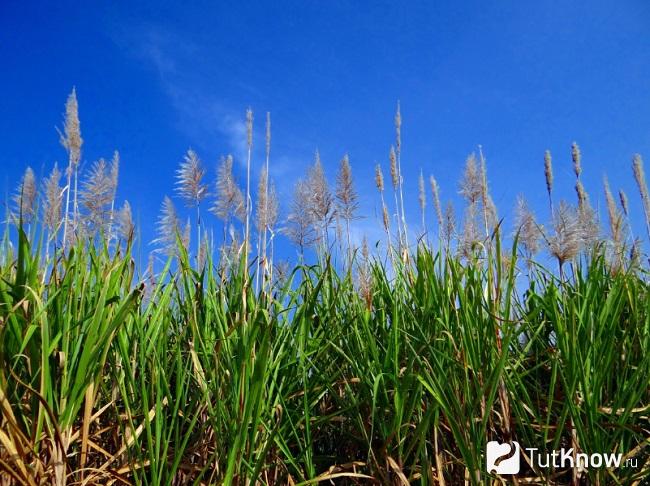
left=348, top=215, right=387, bottom=249
left=114, top=25, right=252, bottom=162
left=216, top=115, right=248, bottom=167
left=111, top=23, right=362, bottom=224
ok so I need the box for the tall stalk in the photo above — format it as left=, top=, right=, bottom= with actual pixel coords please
left=60, top=88, right=82, bottom=249
left=256, top=112, right=271, bottom=294
left=395, top=102, right=409, bottom=250
left=244, top=109, right=253, bottom=269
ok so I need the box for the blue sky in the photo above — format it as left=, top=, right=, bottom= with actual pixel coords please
left=2, top=1, right=650, bottom=260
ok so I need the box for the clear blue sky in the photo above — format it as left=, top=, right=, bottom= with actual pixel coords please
left=2, top=1, right=650, bottom=258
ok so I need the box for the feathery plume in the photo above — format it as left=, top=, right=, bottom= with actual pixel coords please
left=255, top=168, right=279, bottom=234
left=60, top=88, right=83, bottom=248
left=571, top=142, right=582, bottom=179
left=548, top=201, right=581, bottom=276
left=256, top=167, right=269, bottom=234
left=211, top=155, right=245, bottom=222
left=336, top=154, right=358, bottom=222
left=460, top=153, right=482, bottom=205
left=266, top=181, right=279, bottom=230
left=256, top=112, right=273, bottom=293
left=618, top=188, right=633, bottom=264
left=603, top=179, right=625, bottom=270
left=176, top=149, right=208, bottom=206
left=632, top=153, right=650, bottom=239
left=117, top=200, right=135, bottom=241
left=361, top=236, right=369, bottom=261
left=59, top=88, right=83, bottom=169
left=389, top=145, right=404, bottom=247
left=80, top=159, right=113, bottom=235
left=284, top=178, right=317, bottom=256
left=630, top=239, right=641, bottom=267
left=544, top=150, right=554, bottom=211
left=380, top=199, right=395, bottom=268
left=578, top=202, right=600, bottom=250
left=375, top=162, right=393, bottom=259
left=336, top=154, right=358, bottom=262
left=42, top=164, right=63, bottom=234
left=458, top=154, right=483, bottom=256
left=619, top=189, right=629, bottom=217
left=109, top=151, right=120, bottom=203
left=14, top=167, right=37, bottom=224
left=575, top=180, right=588, bottom=209
left=478, top=147, right=498, bottom=237
left=389, top=146, right=398, bottom=189
left=573, top=178, right=599, bottom=249
left=430, top=175, right=443, bottom=228
left=382, top=203, right=390, bottom=232
left=307, top=151, right=334, bottom=247
left=261, top=180, right=279, bottom=288
left=375, top=164, right=384, bottom=192
left=460, top=203, right=480, bottom=259
left=177, top=148, right=208, bottom=258
left=604, top=177, right=622, bottom=245
left=393, top=105, right=409, bottom=249
left=443, top=201, right=456, bottom=248
left=154, top=196, right=180, bottom=256
left=567, top=144, right=599, bottom=250
left=246, top=108, right=253, bottom=149
left=514, top=195, right=540, bottom=257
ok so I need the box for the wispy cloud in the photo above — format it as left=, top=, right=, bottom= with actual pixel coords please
left=113, top=24, right=254, bottom=163
left=216, top=115, right=248, bottom=166
left=119, top=24, right=196, bottom=79
left=113, top=22, right=313, bottom=196
left=111, top=23, right=347, bottom=223
left=348, top=213, right=387, bottom=249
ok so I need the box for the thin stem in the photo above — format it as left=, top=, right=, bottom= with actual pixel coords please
left=397, top=152, right=408, bottom=249
left=62, top=169, right=72, bottom=249
left=196, top=203, right=201, bottom=266
left=244, top=147, right=252, bottom=268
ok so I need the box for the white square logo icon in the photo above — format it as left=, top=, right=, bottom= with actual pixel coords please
left=486, top=441, right=520, bottom=474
